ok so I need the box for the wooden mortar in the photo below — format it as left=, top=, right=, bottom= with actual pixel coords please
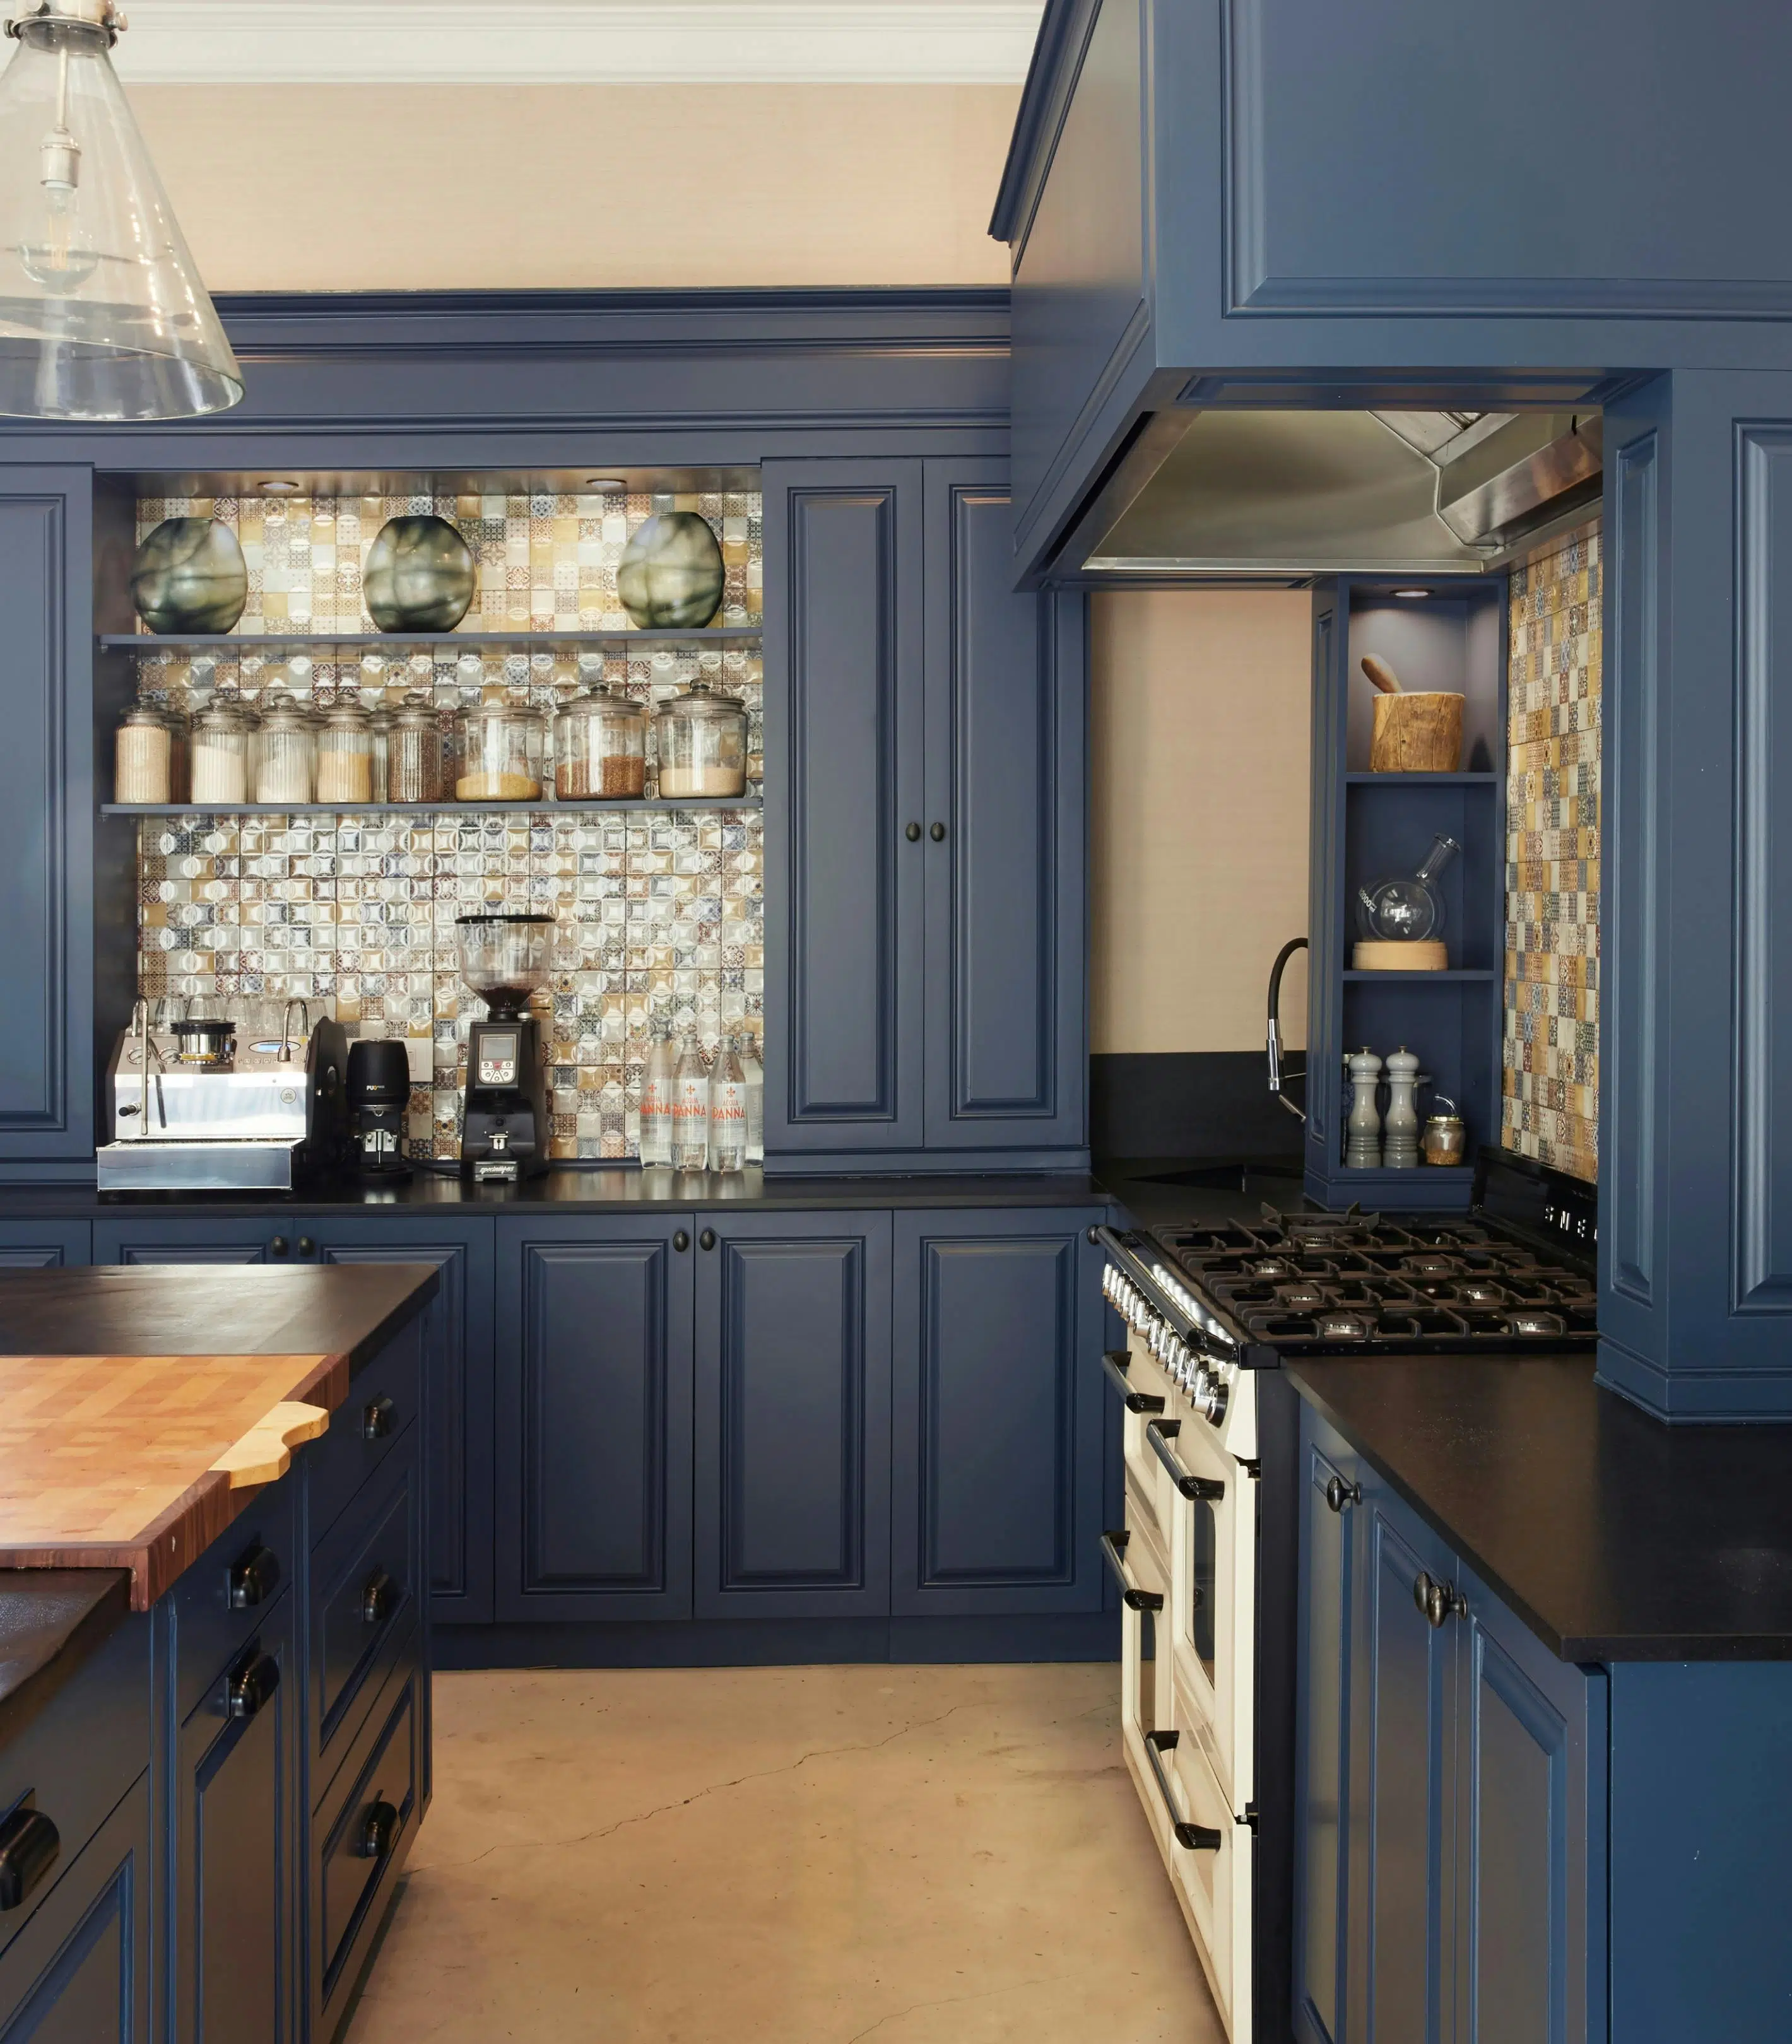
left=1370, top=691, right=1464, bottom=772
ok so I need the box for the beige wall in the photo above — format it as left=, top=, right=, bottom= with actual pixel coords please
left=1090, top=590, right=1312, bottom=1055
left=129, top=83, right=1018, bottom=291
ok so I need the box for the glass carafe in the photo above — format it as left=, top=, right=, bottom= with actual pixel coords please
left=1357, top=833, right=1459, bottom=943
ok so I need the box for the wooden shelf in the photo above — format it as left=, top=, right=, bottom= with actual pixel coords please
left=1344, top=772, right=1499, bottom=786
left=102, top=797, right=762, bottom=818
left=1343, top=968, right=1497, bottom=982
left=98, top=627, right=762, bottom=655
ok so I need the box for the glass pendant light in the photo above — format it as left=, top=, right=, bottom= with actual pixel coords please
left=0, top=1, right=241, bottom=419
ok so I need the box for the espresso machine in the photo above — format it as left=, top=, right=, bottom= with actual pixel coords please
left=456, top=912, right=551, bottom=1183
left=97, top=999, right=349, bottom=1191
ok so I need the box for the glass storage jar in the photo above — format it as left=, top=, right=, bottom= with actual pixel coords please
left=189, top=700, right=252, bottom=804
left=114, top=703, right=172, bottom=804
left=456, top=690, right=545, bottom=801
left=367, top=704, right=392, bottom=803
left=554, top=684, right=647, bottom=799
left=387, top=692, right=445, bottom=803
left=654, top=679, right=746, bottom=799
left=315, top=701, right=375, bottom=804
left=252, top=690, right=315, bottom=804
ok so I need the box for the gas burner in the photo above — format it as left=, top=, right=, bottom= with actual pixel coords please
left=1402, top=1253, right=1461, bottom=1278
left=1278, top=1283, right=1328, bottom=1311
left=1316, top=1312, right=1369, bottom=1340
left=1459, top=1279, right=1509, bottom=1307
left=1247, top=1257, right=1295, bottom=1281
left=1509, top=1309, right=1567, bottom=1337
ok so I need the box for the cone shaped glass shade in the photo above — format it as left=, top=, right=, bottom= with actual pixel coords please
left=0, top=13, right=241, bottom=418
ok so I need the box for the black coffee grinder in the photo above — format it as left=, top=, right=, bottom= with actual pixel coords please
left=345, top=1038, right=414, bottom=1182
left=456, top=911, right=552, bottom=1183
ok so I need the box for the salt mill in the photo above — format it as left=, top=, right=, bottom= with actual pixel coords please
left=1346, top=1048, right=1384, bottom=1168
left=1382, top=1046, right=1422, bottom=1168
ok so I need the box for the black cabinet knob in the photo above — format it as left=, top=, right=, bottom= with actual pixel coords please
left=1413, top=1571, right=1466, bottom=1628
left=673, top=1230, right=690, bottom=1253
left=225, top=1648, right=280, bottom=1720
left=699, top=1227, right=716, bottom=1251
left=361, top=1568, right=398, bottom=1628
left=362, top=1395, right=396, bottom=1442
left=1324, top=1474, right=1362, bottom=1515
left=298, top=1235, right=315, bottom=1257
left=929, top=821, right=946, bottom=842
left=228, top=1541, right=281, bottom=1611
left=268, top=1235, right=289, bottom=1258
left=0, top=1809, right=59, bottom=1912
left=904, top=821, right=921, bottom=842
left=357, top=1799, right=399, bottom=1862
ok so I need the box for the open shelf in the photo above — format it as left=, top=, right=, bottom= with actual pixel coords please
left=1345, top=772, right=1499, bottom=787
left=100, top=627, right=763, bottom=655
left=1343, top=968, right=1496, bottom=982
left=103, top=797, right=762, bottom=818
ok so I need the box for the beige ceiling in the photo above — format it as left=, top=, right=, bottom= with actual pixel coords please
left=131, top=81, right=1021, bottom=292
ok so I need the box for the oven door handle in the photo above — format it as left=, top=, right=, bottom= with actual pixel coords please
left=1143, top=1731, right=1224, bottom=1851
left=1146, top=1420, right=1226, bottom=1501
left=1100, top=1529, right=1164, bottom=1612
left=1102, top=1349, right=1165, bottom=1414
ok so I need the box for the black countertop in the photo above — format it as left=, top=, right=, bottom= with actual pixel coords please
left=1288, top=1356, right=1792, bottom=1663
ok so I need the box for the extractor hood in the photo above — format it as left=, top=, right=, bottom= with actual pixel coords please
left=1078, top=407, right=1602, bottom=577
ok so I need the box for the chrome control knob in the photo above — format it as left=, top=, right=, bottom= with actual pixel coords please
left=1191, top=1371, right=1228, bottom=1424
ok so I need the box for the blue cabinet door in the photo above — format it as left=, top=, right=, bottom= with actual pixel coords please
left=762, top=461, right=925, bottom=1158
left=174, top=1595, right=297, bottom=2044
left=1294, top=1407, right=1362, bottom=2044
left=1452, top=1559, right=1605, bottom=2044
left=0, top=1219, right=88, bottom=1266
left=306, top=1218, right=496, bottom=1628
left=890, top=1209, right=1104, bottom=1614
left=92, top=1218, right=300, bottom=1264
left=693, top=1212, right=892, bottom=1619
left=0, top=1775, right=150, bottom=2041
left=1346, top=1469, right=1458, bottom=2044
left=495, top=1215, right=695, bottom=1621
left=921, top=464, right=1085, bottom=1155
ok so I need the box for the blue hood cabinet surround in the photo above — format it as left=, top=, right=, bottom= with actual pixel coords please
left=994, top=0, right=1792, bottom=1422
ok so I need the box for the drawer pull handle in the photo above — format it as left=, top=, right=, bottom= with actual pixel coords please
left=362, top=1395, right=396, bottom=1442
left=1146, top=1420, right=1225, bottom=1501
left=228, top=1541, right=281, bottom=1611
left=1143, top=1731, right=1223, bottom=1852
left=1100, top=1529, right=1163, bottom=1612
left=0, top=1809, right=59, bottom=1911
left=1413, top=1570, right=1467, bottom=1628
left=226, top=1649, right=280, bottom=1721
left=357, top=1799, right=399, bottom=1862
left=361, top=1568, right=398, bottom=1628
left=1324, top=1474, right=1362, bottom=1515
left=1102, top=1350, right=1164, bottom=1414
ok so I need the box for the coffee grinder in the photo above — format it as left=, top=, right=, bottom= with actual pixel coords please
left=345, top=1038, right=414, bottom=1182
left=456, top=912, right=552, bottom=1182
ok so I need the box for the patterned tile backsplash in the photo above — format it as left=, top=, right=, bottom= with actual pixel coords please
left=1503, top=517, right=1601, bottom=1184
left=131, top=488, right=763, bottom=1163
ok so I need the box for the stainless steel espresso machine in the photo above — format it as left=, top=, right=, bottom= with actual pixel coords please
left=97, top=999, right=349, bottom=1191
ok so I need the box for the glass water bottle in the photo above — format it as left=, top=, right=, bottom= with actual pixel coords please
left=709, top=1037, right=747, bottom=1173
left=673, top=1036, right=710, bottom=1170
left=739, top=1026, right=763, bottom=1163
left=639, top=1023, right=676, bottom=1166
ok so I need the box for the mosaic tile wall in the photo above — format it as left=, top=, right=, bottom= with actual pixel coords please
left=1504, top=517, right=1601, bottom=1184
left=131, top=489, right=763, bottom=1163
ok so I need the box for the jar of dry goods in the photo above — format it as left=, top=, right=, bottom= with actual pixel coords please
left=316, top=700, right=375, bottom=804
left=252, top=690, right=315, bottom=804
left=367, top=703, right=392, bottom=802
left=553, top=684, right=647, bottom=799
left=189, top=700, right=252, bottom=805
left=115, top=703, right=172, bottom=804
left=456, top=690, right=544, bottom=801
left=654, top=679, right=746, bottom=799
left=388, top=692, right=445, bottom=803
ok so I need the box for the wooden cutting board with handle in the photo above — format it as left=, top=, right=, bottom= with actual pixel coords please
left=0, top=1351, right=350, bottom=1607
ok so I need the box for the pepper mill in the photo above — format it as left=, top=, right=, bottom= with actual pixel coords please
left=1346, top=1048, right=1384, bottom=1168
left=1382, top=1046, right=1422, bottom=1168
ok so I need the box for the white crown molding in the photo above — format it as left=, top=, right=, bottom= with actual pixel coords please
left=112, top=1, right=1046, bottom=87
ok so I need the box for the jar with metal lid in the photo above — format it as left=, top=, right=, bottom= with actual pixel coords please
left=115, top=703, right=172, bottom=804
left=189, top=700, right=252, bottom=804
left=654, top=679, right=746, bottom=799
left=252, top=690, right=315, bottom=804
left=367, top=703, right=393, bottom=803
left=456, top=689, right=545, bottom=801
left=315, top=700, right=375, bottom=804
left=388, top=692, right=445, bottom=803
left=1422, top=1097, right=1468, bottom=1167
left=554, top=684, right=647, bottom=799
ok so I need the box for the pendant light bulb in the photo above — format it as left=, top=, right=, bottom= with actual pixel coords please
left=0, top=1, right=242, bottom=418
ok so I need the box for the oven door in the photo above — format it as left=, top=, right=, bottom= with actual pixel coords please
left=1114, top=1498, right=1170, bottom=1755
left=1157, top=1712, right=1254, bottom=2042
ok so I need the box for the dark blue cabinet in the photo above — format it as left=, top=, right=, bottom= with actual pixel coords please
left=694, top=1212, right=891, bottom=1619
left=174, top=1595, right=297, bottom=2044
left=891, top=1209, right=1104, bottom=1615
left=0, top=1220, right=88, bottom=1267
left=93, top=1219, right=295, bottom=1264
left=0, top=1775, right=150, bottom=2041
left=496, top=1214, right=695, bottom=1621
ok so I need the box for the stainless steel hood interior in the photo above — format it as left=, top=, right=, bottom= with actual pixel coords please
left=1079, top=406, right=1601, bottom=578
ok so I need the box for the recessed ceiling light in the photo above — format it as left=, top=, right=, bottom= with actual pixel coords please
left=259, top=478, right=301, bottom=495
left=585, top=476, right=627, bottom=492
left=1393, top=587, right=1430, bottom=599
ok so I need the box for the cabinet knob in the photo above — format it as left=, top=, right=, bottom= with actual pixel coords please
left=699, top=1227, right=716, bottom=1251
left=904, top=821, right=921, bottom=842
left=298, top=1235, right=315, bottom=1257
left=929, top=821, right=946, bottom=842
left=357, top=1799, right=399, bottom=1862
left=1324, top=1474, right=1362, bottom=1515
left=0, top=1808, right=59, bottom=1912
left=1413, top=1570, right=1466, bottom=1628
left=362, top=1394, right=396, bottom=1442
left=361, top=1568, right=398, bottom=1628
left=225, top=1648, right=280, bottom=1721
left=268, top=1235, right=290, bottom=1258
left=228, top=1541, right=281, bottom=1611
left=673, top=1230, right=690, bottom=1253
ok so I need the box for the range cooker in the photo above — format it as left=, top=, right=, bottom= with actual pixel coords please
left=1095, top=1161, right=1595, bottom=2042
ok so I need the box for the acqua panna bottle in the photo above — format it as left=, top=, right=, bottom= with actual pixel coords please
left=709, top=1037, right=747, bottom=1173
left=673, top=1035, right=710, bottom=1170
left=639, top=1021, right=676, bottom=1166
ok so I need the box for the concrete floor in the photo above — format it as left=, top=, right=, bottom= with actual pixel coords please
left=347, top=1663, right=1227, bottom=2043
